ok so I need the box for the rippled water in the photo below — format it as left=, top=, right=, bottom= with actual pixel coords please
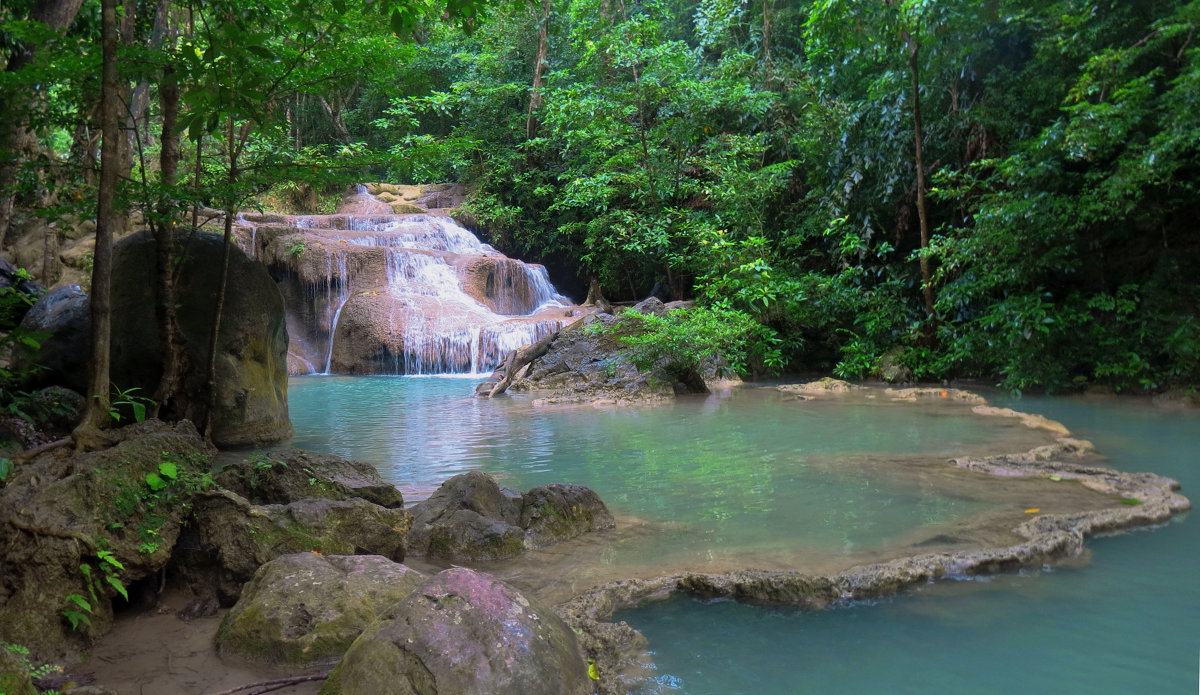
left=288, top=377, right=1119, bottom=600
left=618, top=395, right=1198, bottom=694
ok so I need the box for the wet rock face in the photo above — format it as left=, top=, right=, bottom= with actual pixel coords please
left=407, top=471, right=615, bottom=563
left=214, top=447, right=404, bottom=508
left=173, top=494, right=413, bottom=604
left=320, top=568, right=592, bottom=695
left=216, top=553, right=425, bottom=666
left=0, top=420, right=214, bottom=662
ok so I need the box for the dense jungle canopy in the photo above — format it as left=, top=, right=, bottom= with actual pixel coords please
left=2, top=0, right=1198, bottom=396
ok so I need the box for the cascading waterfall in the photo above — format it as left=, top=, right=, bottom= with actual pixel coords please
left=248, top=194, right=576, bottom=376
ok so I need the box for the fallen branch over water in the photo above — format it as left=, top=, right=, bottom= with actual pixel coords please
left=482, top=330, right=557, bottom=398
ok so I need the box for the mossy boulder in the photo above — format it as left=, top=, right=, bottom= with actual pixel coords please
left=0, top=420, right=213, bottom=662
left=172, top=493, right=413, bottom=604
left=407, top=472, right=613, bottom=563
left=109, top=231, right=291, bottom=447
left=16, top=231, right=292, bottom=447
left=520, top=483, right=615, bottom=550
left=407, top=471, right=524, bottom=563
left=319, top=568, right=591, bottom=695
left=216, top=553, right=425, bottom=666
left=214, top=448, right=404, bottom=508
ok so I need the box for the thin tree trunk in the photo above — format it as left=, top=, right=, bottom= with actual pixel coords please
left=152, top=58, right=184, bottom=419
left=525, top=0, right=552, bottom=139
left=905, top=32, right=935, bottom=319
left=73, top=0, right=120, bottom=449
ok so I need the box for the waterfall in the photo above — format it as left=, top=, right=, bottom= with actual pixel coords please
left=266, top=196, right=576, bottom=376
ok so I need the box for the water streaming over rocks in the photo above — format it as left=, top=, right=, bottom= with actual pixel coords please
left=229, top=186, right=580, bottom=375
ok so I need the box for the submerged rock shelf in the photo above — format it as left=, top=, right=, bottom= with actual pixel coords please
left=550, top=385, right=1191, bottom=695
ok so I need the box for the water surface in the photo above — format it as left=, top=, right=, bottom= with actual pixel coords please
left=618, top=395, right=1198, bottom=694
left=288, top=377, right=1120, bottom=600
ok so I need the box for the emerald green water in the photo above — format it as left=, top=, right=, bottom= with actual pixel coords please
left=618, top=396, right=1198, bottom=694
left=288, top=377, right=1119, bottom=599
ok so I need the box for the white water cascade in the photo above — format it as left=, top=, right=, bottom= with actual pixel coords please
left=234, top=188, right=578, bottom=376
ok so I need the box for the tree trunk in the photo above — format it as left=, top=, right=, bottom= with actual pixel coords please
left=0, top=0, right=87, bottom=251
left=73, top=0, right=121, bottom=450
left=583, top=276, right=613, bottom=313
left=525, top=0, right=552, bottom=139
left=481, top=330, right=557, bottom=397
left=905, top=32, right=935, bottom=319
left=152, top=58, right=185, bottom=420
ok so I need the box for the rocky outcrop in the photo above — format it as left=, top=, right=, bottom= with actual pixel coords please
left=480, top=310, right=732, bottom=405
left=16, top=231, right=292, bottom=447
left=216, top=553, right=425, bottom=666
left=172, top=494, right=413, bottom=604
left=407, top=471, right=614, bottom=563
left=0, top=420, right=214, bottom=662
left=214, top=448, right=404, bottom=508
left=320, top=568, right=592, bottom=695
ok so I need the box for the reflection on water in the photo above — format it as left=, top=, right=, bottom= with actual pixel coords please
left=619, top=396, right=1199, bottom=694
left=289, top=377, right=1119, bottom=600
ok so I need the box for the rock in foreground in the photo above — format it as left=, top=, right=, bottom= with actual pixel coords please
left=407, top=471, right=614, bottom=563
left=320, top=568, right=591, bottom=695
left=217, top=553, right=425, bottom=666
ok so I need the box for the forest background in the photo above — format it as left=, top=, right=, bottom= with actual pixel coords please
left=2, top=0, right=1198, bottom=397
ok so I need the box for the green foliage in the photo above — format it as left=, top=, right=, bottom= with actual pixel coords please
left=614, top=305, right=784, bottom=379
left=108, top=385, right=154, bottom=423
left=1, top=641, right=63, bottom=684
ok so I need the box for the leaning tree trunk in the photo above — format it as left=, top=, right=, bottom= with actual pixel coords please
left=525, top=0, right=552, bottom=139
left=73, top=0, right=121, bottom=450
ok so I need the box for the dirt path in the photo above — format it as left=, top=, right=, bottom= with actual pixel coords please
left=77, top=590, right=324, bottom=695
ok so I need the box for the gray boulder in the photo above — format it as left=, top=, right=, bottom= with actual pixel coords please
left=407, top=471, right=614, bottom=562
left=319, top=567, right=591, bottom=695
left=15, top=285, right=90, bottom=392
left=214, top=447, right=404, bottom=508
left=173, top=494, right=413, bottom=604
left=217, top=553, right=425, bottom=666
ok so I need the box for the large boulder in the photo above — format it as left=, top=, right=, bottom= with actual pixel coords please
left=172, top=493, right=413, bottom=604
left=216, top=553, right=425, bottom=666
left=14, top=285, right=90, bottom=392
left=407, top=471, right=614, bottom=563
left=0, top=420, right=213, bottom=662
left=19, top=231, right=292, bottom=447
left=110, top=231, right=291, bottom=447
left=319, top=568, right=592, bottom=695
left=214, top=448, right=404, bottom=508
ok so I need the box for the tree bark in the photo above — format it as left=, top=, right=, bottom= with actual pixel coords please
left=152, top=57, right=185, bottom=420
left=905, top=32, right=935, bottom=319
left=525, top=0, right=552, bottom=139
left=73, top=0, right=121, bottom=450
left=583, top=276, right=613, bottom=313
